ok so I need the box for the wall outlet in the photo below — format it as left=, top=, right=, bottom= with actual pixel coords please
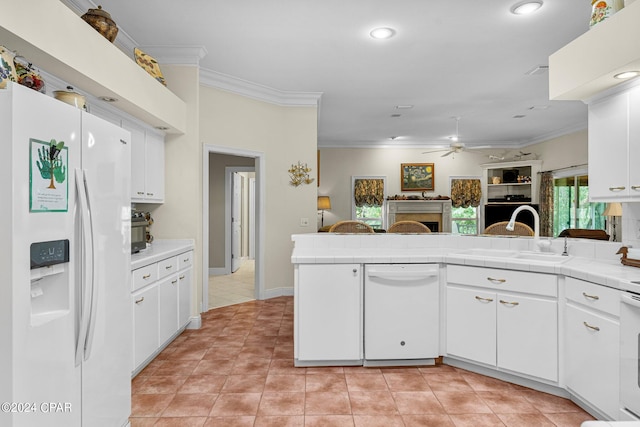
left=300, top=218, right=310, bottom=227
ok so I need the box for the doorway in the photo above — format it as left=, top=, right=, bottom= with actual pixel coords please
left=202, top=145, right=265, bottom=312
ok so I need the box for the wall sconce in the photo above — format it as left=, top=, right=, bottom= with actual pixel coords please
left=288, top=161, right=314, bottom=186
left=317, top=196, right=332, bottom=227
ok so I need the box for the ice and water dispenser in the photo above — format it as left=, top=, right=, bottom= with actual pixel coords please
left=29, top=239, right=70, bottom=326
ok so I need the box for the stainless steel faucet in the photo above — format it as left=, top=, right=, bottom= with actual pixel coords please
left=562, top=237, right=569, bottom=256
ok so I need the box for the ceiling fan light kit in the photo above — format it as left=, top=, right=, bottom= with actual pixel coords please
left=511, top=1, right=543, bottom=15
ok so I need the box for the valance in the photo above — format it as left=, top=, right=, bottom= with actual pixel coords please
left=450, top=179, right=481, bottom=208
left=354, top=179, right=384, bottom=207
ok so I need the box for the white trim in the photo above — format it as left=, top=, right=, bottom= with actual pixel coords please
left=552, top=166, right=588, bottom=179
left=200, top=69, right=323, bottom=107
left=209, top=267, right=227, bottom=276
left=263, top=287, right=295, bottom=299
left=186, top=315, right=202, bottom=330
left=202, top=145, right=266, bottom=312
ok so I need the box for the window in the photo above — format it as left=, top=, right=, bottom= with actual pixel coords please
left=452, top=206, right=479, bottom=235
left=552, top=173, right=606, bottom=237
left=352, top=176, right=385, bottom=230
left=450, top=177, right=480, bottom=235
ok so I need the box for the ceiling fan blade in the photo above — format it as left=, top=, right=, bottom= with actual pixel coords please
left=441, top=150, right=455, bottom=157
left=421, top=149, right=449, bottom=154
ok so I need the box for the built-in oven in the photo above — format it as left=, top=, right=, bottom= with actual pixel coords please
left=620, top=283, right=640, bottom=421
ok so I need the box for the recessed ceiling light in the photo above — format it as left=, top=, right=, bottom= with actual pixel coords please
left=614, top=71, right=640, bottom=79
left=511, top=1, right=543, bottom=15
left=370, top=27, right=396, bottom=39
left=513, top=115, right=527, bottom=119
left=390, top=114, right=401, bottom=118
left=155, top=126, right=170, bottom=131
left=395, top=105, right=413, bottom=109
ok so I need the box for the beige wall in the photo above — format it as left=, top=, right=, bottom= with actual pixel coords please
left=200, top=86, right=318, bottom=293
left=319, top=130, right=588, bottom=224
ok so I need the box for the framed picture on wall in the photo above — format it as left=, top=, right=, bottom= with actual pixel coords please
left=401, top=163, right=434, bottom=191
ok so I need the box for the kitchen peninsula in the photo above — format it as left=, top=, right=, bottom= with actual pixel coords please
left=292, top=232, right=640, bottom=421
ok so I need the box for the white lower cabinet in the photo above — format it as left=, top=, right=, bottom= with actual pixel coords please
left=564, top=277, right=620, bottom=420
left=132, top=285, right=159, bottom=370
left=131, top=249, right=193, bottom=374
left=446, top=265, right=558, bottom=382
left=295, top=263, right=362, bottom=363
left=446, top=286, right=496, bottom=366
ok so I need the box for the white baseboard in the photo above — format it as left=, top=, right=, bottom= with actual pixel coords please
left=187, top=315, right=202, bottom=329
left=262, top=286, right=294, bottom=299
left=209, top=267, right=228, bottom=276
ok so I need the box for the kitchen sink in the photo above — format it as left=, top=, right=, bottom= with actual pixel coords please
left=455, top=248, right=571, bottom=264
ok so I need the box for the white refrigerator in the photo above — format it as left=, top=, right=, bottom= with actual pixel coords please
left=0, top=82, right=132, bottom=427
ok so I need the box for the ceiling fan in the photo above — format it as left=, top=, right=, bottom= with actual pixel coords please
left=421, top=117, right=491, bottom=157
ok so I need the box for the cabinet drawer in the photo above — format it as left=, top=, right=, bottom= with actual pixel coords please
left=447, top=265, right=557, bottom=297
left=158, top=256, right=178, bottom=279
left=132, top=264, right=158, bottom=291
left=178, top=251, right=193, bottom=270
left=565, top=277, right=620, bottom=317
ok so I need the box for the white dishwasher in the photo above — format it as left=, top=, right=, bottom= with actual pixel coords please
left=364, top=264, right=439, bottom=365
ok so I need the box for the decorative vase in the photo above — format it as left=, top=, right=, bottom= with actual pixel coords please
left=81, top=5, right=118, bottom=42
left=0, top=45, right=17, bottom=89
left=590, top=0, right=624, bottom=27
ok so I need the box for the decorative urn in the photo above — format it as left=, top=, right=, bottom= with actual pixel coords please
left=81, top=5, right=118, bottom=42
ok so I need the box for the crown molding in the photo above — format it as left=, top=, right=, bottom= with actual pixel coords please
left=199, top=68, right=322, bottom=107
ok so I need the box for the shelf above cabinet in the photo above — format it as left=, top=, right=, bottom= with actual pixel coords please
left=549, top=1, right=640, bottom=102
left=0, top=1, right=187, bottom=134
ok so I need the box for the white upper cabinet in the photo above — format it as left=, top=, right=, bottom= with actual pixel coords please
left=123, top=120, right=165, bottom=204
left=588, top=84, right=640, bottom=201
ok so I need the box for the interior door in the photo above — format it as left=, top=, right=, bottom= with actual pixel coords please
left=231, top=172, right=242, bottom=273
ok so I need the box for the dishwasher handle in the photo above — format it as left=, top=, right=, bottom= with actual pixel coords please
left=621, top=292, right=640, bottom=309
left=367, top=269, right=438, bottom=281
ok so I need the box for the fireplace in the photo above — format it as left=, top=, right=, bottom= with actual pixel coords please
left=385, top=200, right=452, bottom=233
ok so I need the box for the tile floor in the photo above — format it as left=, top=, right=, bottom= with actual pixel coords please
left=208, top=259, right=255, bottom=309
left=130, top=296, right=596, bottom=427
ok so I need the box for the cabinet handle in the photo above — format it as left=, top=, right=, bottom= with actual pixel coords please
left=142, top=274, right=151, bottom=279
left=137, top=191, right=144, bottom=195
left=135, top=297, right=145, bottom=304
left=172, top=280, right=178, bottom=285
left=475, top=296, right=494, bottom=303
left=583, top=321, right=600, bottom=332
left=632, top=185, right=640, bottom=191
left=165, top=265, right=172, bottom=270
left=147, top=192, right=154, bottom=196
left=183, top=258, right=190, bottom=263
left=353, top=269, right=357, bottom=274
left=499, top=299, right=520, bottom=306
left=487, top=277, right=506, bottom=283
left=608, top=186, right=626, bottom=191
left=582, top=292, right=600, bottom=300
left=179, top=275, right=185, bottom=280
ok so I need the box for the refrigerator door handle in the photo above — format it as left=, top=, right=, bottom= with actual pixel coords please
left=74, top=168, right=97, bottom=365
left=82, top=169, right=99, bottom=361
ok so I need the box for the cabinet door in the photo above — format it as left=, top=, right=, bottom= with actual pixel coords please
left=124, top=121, right=146, bottom=201
left=132, top=285, right=159, bottom=370
left=178, top=268, right=192, bottom=328
left=629, top=87, right=640, bottom=196
left=144, top=132, right=165, bottom=202
left=158, top=275, right=178, bottom=345
left=296, top=264, right=362, bottom=362
left=588, top=93, right=629, bottom=200
left=565, top=303, right=619, bottom=419
left=497, top=293, right=557, bottom=382
left=446, top=286, right=496, bottom=366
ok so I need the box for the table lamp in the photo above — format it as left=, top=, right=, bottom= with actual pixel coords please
left=603, top=202, right=622, bottom=242
left=317, top=196, right=331, bottom=228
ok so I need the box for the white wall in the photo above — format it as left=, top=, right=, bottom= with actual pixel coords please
left=319, top=130, right=589, bottom=225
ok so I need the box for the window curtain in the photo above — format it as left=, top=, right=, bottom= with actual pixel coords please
left=539, top=171, right=554, bottom=237
left=450, top=179, right=481, bottom=208
left=354, top=179, right=384, bottom=206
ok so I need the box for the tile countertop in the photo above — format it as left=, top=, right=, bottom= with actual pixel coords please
left=291, top=233, right=640, bottom=292
left=131, top=239, right=195, bottom=270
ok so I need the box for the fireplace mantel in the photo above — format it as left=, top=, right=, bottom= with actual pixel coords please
left=385, top=200, right=452, bottom=233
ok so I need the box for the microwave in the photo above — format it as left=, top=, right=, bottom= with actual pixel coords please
left=131, top=216, right=148, bottom=254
